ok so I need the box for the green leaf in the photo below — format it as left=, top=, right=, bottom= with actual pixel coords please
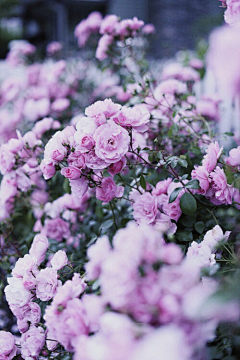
left=100, top=219, right=114, bottom=233
left=180, top=192, right=197, bottom=216
left=177, top=158, right=188, bottom=168
left=121, top=218, right=129, bottom=227
left=140, top=175, right=146, bottom=190
left=224, top=132, right=234, bottom=136
left=185, top=179, right=200, bottom=189
left=181, top=216, right=195, bottom=227
left=63, top=178, right=71, bottom=194
left=169, top=187, right=182, bottom=203
left=194, top=221, right=205, bottom=234
left=176, top=230, right=193, bottom=242
left=148, top=153, right=155, bottom=162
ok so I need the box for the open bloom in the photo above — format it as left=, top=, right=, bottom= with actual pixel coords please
left=94, top=120, right=130, bottom=163
left=0, top=331, right=17, bottom=360
left=133, top=192, right=158, bottom=225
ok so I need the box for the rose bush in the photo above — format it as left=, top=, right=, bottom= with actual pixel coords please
left=0, top=3, right=240, bottom=360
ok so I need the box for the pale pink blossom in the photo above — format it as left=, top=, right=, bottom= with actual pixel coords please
left=113, top=106, right=150, bottom=132
left=12, top=254, right=37, bottom=279
left=130, top=325, right=191, bottom=360
left=51, top=250, right=68, bottom=270
left=226, top=146, right=240, bottom=169
left=36, top=268, right=59, bottom=301
left=43, top=217, right=70, bottom=241
left=70, top=177, right=88, bottom=198
left=21, top=326, right=45, bottom=358
left=224, top=0, right=240, bottom=25
left=47, top=41, right=62, bottom=55
left=191, top=166, right=210, bottom=194
left=94, top=120, right=130, bottom=163
left=96, top=177, right=124, bottom=203
left=100, top=14, right=119, bottom=35
left=61, top=166, right=81, bottom=180
left=152, top=178, right=172, bottom=196
left=51, top=98, right=70, bottom=112
left=44, top=298, right=89, bottom=352
left=29, top=234, right=49, bottom=265
left=133, top=192, right=158, bottom=225
left=85, top=235, right=111, bottom=280
left=96, top=35, right=114, bottom=61
left=0, top=144, right=15, bottom=175
left=203, top=225, right=230, bottom=250
left=85, top=99, right=121, bottom=125
left=142, top=23, right=155, bottom=34
left=210, top=166, right=233, bottom=205
left=0, top=331, right=17, bottom=360
left=4, top=277, right=31, bottom=307
left=154, top=79, right=187, bottom=99
left=40, top=159, right=56, bottom=180
left=187, top=241, right=216, bottom=268
left=202, top=142, right=223, bottom=172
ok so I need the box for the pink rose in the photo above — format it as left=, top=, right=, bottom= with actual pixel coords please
left=108, top=157, right=127, bottom=176
left=210, top=166, right=233, bottom=205
left=12, top=254, right=37, bottom=279
left=51, top=98, right=70, bottom=112
left=0, top=144, right=15, bottom=175
left=224, top=0, right=240, bottom=25
left=152, top=178, right=172, bottom=196
left=94, top=120, right=130, bottom=163
left=202, top=142, right=223, bottom=172
left=61, top=166, right=81, bottom=180
left=133, top=192, right=158, bottom=225
left=162, top=198, right=182, bottom=222
left=43, top=217, right=70, bottom=241
left=24, top=302, right=42, bottom=325
left=85, top=235, right=111, bottom=280
left=70, top=177, right=88, bottom=198
left=85, top=99, right=121, bottom=125
left=96, top=177, right=124, bottom=203
left=29, top=234, right=49, bottom=265
left=40, top=159, right=56, bottom=180
left=45, top=298, right=89, bottom=352
left=0, top=331, right=17, bottom=359
left=50, top=250, right=68, bottom=270
left=100, top=14, right=119, bottom=34
left=159, top=243, right=183, bottom=265
left=85, top=150, right=109, bottom=170
left=4, top=278, right=31, bottom=307
left=21, top=326, right=45, bottom=359
left=36, top=268, right=59, bottom=301
left=113, top=106, right=150, bottom=132
left=191, top=166, right=210, bottom=194
left=74, top=134, right=95, bottom=152
left=226, top=146, right=240, bottom=169
left=96, top=34, right=114, bottom=61
left=68, top=152, right=86, bottom=169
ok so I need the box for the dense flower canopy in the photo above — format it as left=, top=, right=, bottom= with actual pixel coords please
left=0, top=2, right=240, bottom=360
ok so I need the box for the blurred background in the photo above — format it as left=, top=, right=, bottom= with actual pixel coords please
left=0, top=0, right=224, bottom=59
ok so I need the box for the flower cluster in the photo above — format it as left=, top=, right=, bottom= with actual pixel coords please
left=3, top=233, right=70, bottom=358
left=0, top=117, right=59, bottom=221
left=41, top=98, right=150, bottom=203
left=75, top=12, right=155, bottom=61
left=191, top=141, right=239, bottom=205
left=0, top=7, right=240, bottom=360
left=223, top=0, right=240, bottom=25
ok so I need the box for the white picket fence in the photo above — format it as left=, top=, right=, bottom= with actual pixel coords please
left=195, top=69, right=240, bottom=140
